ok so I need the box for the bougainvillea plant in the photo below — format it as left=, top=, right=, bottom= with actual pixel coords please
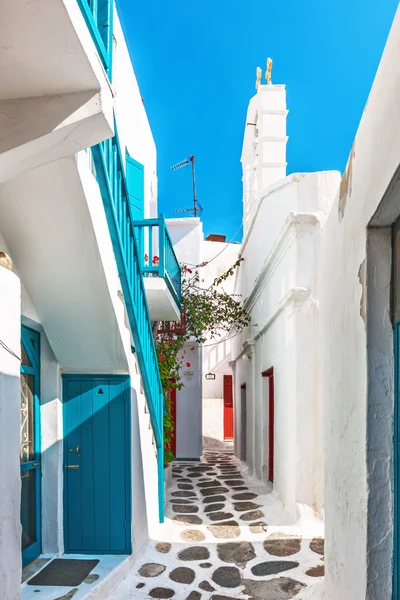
left=156, top=258, right=250, bottom=465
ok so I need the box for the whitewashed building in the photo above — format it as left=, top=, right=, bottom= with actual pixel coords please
left=166, top=221, right=242, bottom=458
left=201, top=235, right=241, bottom=446
left=166, top=217, right=203, bottom=461
left=230, top=79, right=340, bottom=520
left=228, top=6, right=400, bottom=599
left=318, top=7, right=400, bottom=600
left=0, top=1, right=181, bottom=598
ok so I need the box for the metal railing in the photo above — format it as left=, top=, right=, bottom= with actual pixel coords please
left=91, top=134, right=165, bottom=522
left=133, top=217, right=182, bottom=309
left=77, top=0, right=113, bottom=77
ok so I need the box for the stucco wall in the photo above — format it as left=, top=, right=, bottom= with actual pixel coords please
left=113, top=11, right=157, bottom=219
left=231, top=170, right=340, bottom=519
left=201, top=239, right=240, bottom=444
left=0, top=267, right=22, bottom=600
left=174, top=343, right=202, bottom=460
left=0, top=11, right=162, bottom=587
left=166, top=219, right=203, bottom=459
left=318, top=8, right=400, bottom=599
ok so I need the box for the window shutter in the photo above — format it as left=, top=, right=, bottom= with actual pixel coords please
left=126, top=153, right=144, bottom=221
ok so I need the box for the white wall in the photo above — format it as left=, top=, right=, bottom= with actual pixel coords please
left=167, top=218, right=203, bottom=459
left=175, top=343, right=202, bottom=460
left=231, top=170, right=340, bottom=519
left=166, top=217, right=203, bottom=267
left=318, top=8, right=400, bottom=600
left=241, top=85, right=288, bottom=236
left=113, top=11, right=157, bottom=218
left=0, top=8, right=163, bottom=589
left=0, top=266, right=22, bottom=600
left=201, top=239, right=240, bottom=443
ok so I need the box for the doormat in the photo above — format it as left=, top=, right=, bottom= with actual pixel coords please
left=27, top=559, right=100, bottom=587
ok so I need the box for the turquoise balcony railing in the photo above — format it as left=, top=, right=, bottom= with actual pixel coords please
left=133, top=217, right=182, bottom=310
left=77, top=0, right=113, bottom=77
left=91, top=135, right=166, bottom=522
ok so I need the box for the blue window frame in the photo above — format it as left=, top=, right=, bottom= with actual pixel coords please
left=20, top=326, right=41, bottom=567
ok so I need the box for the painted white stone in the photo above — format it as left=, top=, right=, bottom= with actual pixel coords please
left=143, top=278, right=181, bottom=321
left=232, top=171, right=340, bottom=519
left=241, top=85, right=288, bottom=236
left=319, top=8, right=400, bottom=600
left=0, top=7, right=165, bottom=599
left=201, top=238, right=241, bottom=444
left=166, top=218, right=204, bottom=460
left=231, top=78, right=341, bottom=521
left=0, top=0, right=114, bottom=183
left=0, top=267, right=22, bottom=600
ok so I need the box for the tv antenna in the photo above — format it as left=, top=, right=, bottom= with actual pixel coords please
left=171, top=155, right=203, bottom=217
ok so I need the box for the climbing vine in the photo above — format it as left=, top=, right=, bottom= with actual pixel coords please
left=156, top=259, right=250, bottom=465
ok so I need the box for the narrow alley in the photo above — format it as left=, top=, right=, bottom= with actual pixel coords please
left=110, top=451, right=324, bottom=600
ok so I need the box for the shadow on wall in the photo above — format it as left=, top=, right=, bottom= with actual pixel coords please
left=203, top=436, right=234, bottom=451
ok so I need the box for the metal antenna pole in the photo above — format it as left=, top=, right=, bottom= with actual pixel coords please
left=191, top=156, right=198, bottom=217
left=171, top=154, right=203, bottom=217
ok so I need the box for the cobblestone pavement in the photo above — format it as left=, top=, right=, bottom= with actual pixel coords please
left=110, top=450, right=324, bottom=599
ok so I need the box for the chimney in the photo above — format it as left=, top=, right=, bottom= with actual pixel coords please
left=206, top=234, right=227, bottom=243
left=241, top=75, right=288, bottom=234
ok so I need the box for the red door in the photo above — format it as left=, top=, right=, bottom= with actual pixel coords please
left=262, top=368, right=274, bottom=482
left=223, top=375, right=234, bottom=440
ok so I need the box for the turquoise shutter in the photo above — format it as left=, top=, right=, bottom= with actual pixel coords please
left=126, top=153, right=144, bottom=221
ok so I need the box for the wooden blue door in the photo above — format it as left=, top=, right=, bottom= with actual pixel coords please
left=63, top=377, right=131, bottom=554
left=126, top=153, right=144, bottom=221
left=20, top=326, right=41, bottom=567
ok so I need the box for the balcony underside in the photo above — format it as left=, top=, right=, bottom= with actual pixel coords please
left=144, top=278, right=181, bottom=322
left=0, top=154, right=129, bottom=373
left=0, top=0, right=113, bottom=183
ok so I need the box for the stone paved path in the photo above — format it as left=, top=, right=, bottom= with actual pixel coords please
left=110, top=450, right=324, bottom=599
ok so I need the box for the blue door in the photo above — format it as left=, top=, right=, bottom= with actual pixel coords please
left=126, top=153, right=144, bottom=221
left=20, top=326, right=41, bottom=567
left=63, top=377, right=131, bottom=554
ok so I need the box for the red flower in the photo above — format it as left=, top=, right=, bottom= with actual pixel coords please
left=169, top=337, right=174, bottom=342
left=152, top=255, right=160, bottom=265
left=181, top=355, right=184, bottom=359
left=160, top=355, right=165, bottom=361
left=168, top=387, right=173, bottom=392
left=144, top=253, right=149, bottom=263
left=187, top=268, right=193, bottom=274
left=186, top=362, right=191, bottom=367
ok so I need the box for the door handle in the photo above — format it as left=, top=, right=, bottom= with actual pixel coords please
left=65, top=465, right=80, bottom=470
left=32, top=462, right=40, bottom=467
left=76, top=446, right=80, bottom=456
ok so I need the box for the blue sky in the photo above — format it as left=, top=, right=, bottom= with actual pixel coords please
left=117, top=0, right=398, bottom=240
